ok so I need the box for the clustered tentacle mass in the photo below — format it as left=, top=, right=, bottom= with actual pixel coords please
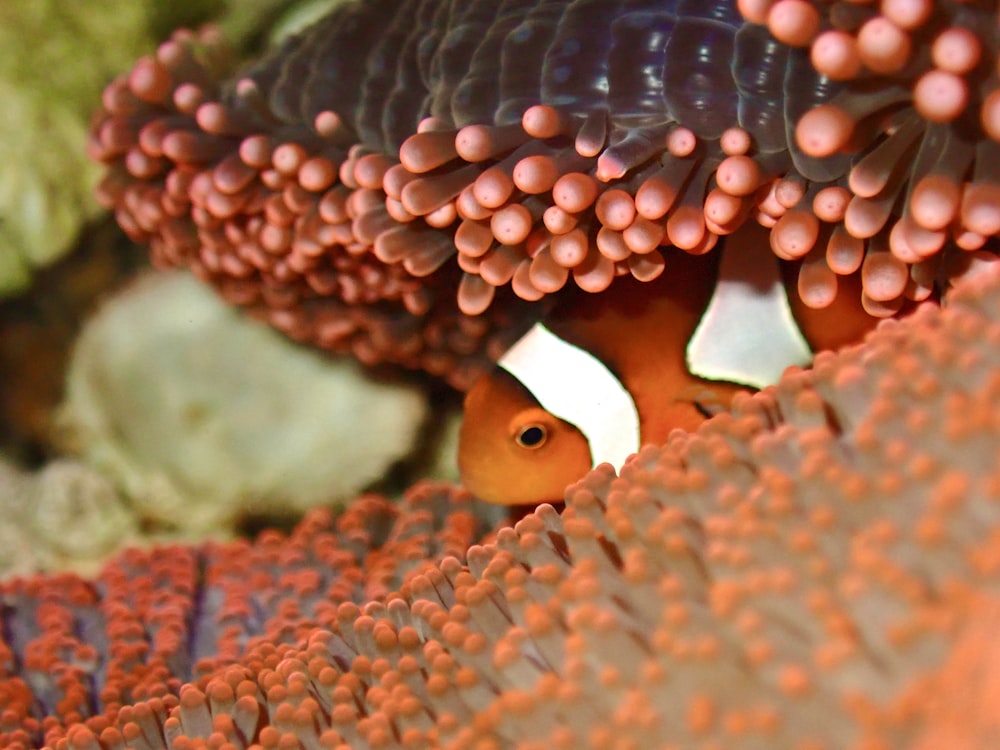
left=7, top=261, right=1000, bottom=749
left=0, top=483, right=497, bottom=749
left=89, top=0, right=1000, bottom=382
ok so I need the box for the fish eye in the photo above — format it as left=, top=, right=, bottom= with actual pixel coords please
left=693, top=401, right=715, bottom=419
left=514, top=423, right=547, bottom=449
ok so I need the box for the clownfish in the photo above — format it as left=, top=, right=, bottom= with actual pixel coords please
left=458, top=222, right=880, bottom=507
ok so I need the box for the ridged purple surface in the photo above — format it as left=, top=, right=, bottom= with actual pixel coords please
left=238, top=0, right=839, bottom=159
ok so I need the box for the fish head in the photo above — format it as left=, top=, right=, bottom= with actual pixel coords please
left=458, top=368, right=592, bottom=506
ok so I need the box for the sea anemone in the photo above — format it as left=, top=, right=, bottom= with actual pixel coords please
left=2, top=257, right=998, bottom=749
left=0, top=482, right=497, bottom=749
left=88, top=0, right=1000, bottom=390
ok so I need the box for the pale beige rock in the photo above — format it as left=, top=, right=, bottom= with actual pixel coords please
left=58, top=271, right=430, bottom=533
left=0, top=456, right=137, bottom=579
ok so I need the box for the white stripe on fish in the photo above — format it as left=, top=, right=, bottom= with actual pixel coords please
left=687, top=228, right=813, bottom=388
left=498, top=321, right=641, bottom=469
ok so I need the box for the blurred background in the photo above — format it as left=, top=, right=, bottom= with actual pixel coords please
left=0, top=0, right=462, bottom=579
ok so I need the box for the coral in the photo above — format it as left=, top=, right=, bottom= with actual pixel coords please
left=56, top=270, right=432, bottom=533
left=0, top=457, right=137, bottom=579
left=87, top=0, right=1000, bottom=388
left=0, top=0, right=280, bottom=296
left=2, top=258, right=998, bottom=748
left=0, top=0, right=142, bottom=294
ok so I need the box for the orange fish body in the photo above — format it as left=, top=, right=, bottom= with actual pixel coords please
left=459, top=223, right=879, bottom=507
